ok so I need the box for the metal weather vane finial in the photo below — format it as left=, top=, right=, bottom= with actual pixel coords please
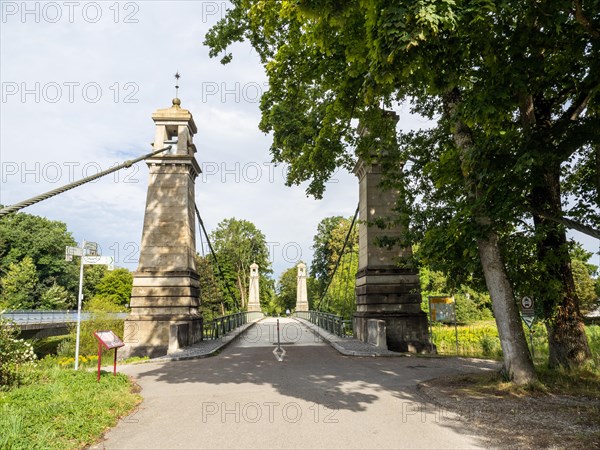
left=175, top=71, right=180, bottom=98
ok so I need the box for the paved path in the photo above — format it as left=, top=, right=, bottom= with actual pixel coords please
left=294, top=316, right=407, bottom=356
left=154, top=319, right=260, bottom=362
left=94, top=318, right=499, bottom=449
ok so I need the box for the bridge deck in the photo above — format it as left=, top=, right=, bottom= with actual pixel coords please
left=93, top=317, right=499, bottom=449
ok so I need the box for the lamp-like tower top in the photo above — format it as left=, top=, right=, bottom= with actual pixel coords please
left=151, top=73, right=197, bottom=156
left=297, top=262, right=306, bottom=277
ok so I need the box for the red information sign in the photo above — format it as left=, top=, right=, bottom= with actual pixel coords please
left=94, top=330, right=124, bottom=349
left=93, top=330, right=125, bottom=381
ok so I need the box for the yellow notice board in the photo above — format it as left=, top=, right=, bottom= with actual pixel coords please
left=428, top=296, right=456, bottom=323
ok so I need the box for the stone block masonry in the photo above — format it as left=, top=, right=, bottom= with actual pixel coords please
left=123, top=98, right=203, bottom=358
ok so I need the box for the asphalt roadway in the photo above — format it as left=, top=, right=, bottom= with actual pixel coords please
left=93, top=317, right=498, bottom=449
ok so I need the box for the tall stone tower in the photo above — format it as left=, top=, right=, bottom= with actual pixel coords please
left=124, top=97, right=202, bottom=357
left=295, top=262, right=309, bottom=312
left=353, top=157, right=432, bottom=353
left=247, top=263, right=261, bottom=312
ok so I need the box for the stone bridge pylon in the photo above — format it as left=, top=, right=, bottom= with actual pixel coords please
left=353, top=152, right=433, bottom=353
left=123, top=97, right=203, bottom=358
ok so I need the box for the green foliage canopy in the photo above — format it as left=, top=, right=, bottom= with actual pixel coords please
left=209, top=218, right=273, bottom=311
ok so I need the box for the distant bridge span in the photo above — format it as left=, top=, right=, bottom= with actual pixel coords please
left=1, top=310, right=127, bottom=339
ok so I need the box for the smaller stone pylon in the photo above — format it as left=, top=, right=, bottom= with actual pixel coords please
left=247, top=263, right=261, bottom=312
left=295, top=262, right=309, bottom=312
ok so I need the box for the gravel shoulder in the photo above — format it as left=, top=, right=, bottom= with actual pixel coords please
left=418, top=373, right=600, bottom=449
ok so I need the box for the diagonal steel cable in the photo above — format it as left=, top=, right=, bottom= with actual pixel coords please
left=318, top=204, right=359, bottom=311
left=194, top=203, right=240, bottom=310
left=0, top=146, right=172, bottom=217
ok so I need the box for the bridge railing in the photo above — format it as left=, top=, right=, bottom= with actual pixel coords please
left=203, top=311, right=263, bottom=340
left=1, top=310, right=128, bottom=325
left=294, top=311, right=353, bottom=338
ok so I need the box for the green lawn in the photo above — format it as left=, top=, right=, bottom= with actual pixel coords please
left=0, top=364, right=140, bottom=449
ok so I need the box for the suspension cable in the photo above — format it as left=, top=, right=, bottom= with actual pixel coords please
left=194, top=203, right=239, bottom=310
left=0, top=146, right=172, bottom=217
left=341, top=241, right=354, bottom=315
left=318, top=204, right=359, bottom=311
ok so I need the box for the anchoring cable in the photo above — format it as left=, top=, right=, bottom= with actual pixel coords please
left=318, top=204, right=359, bottom=311
left=194, top=203, right=239, bottom=310
left=0, top=146, right=172, bottom=217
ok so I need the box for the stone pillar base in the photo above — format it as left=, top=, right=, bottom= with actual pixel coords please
left=122, top=315, right=203, bottom=359
left=295, top=302, right=309, bottom=312
left=354, top=312, right=434, bottom=353
left=355, top=267, right=435, bottom=353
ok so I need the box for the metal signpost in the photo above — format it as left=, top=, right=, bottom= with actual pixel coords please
left=520, top=296, right=536, bottom=359
left=65, top=241, right=114, bottom=370
left=428, top=296, right=459, bottom=354
left=272, top=318, right=286, bottom=362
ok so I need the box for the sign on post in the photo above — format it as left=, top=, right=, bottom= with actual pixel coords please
left=93, top=330, right=125, bottom=382
left=65, top=240, right=115, bottom=370
left=84, top=241, right=99, bottom=256
left=520, top=296, right=536, bottom=359
left=82, top=255, right=115, bottom=271
left=428, top=296, right=459, bottom=354
left=520, top=296, right=535, bottom=329
left=65, top=246, right=83, bottom=261
left=429, top=296, right=456, bottom=323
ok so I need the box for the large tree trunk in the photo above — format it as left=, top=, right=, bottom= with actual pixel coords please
left=477, top=229, right=538, bottom=384
left=237, top=275, right=246, bottom=309
left=531, top=162, right=591, bottom=368
left=445, top=89, right=537, bottom=384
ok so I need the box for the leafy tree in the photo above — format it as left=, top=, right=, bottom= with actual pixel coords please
left=260, top=278, right=278, bottom=315
left=322, top=251, right=359, bottom=319
left=39, top=282, right=72, bottom=310
left=83, top=265, right=108, bottom=301
left=572, top=259, right=598, bottom=314
left=91, top=268, right=133, bottom=307
left=311, top=216, right=358, bottom=303
left=196, top=254, right=226, bottom=320
left=308, top=215, right=359, bottom=316
left=210, top=218, right=273, bottom=311
left=0, top=212, right=78, bottom=296
left=206, top=0, right=600, bottom=378
left=569, top=245, right=599, bottom=315
left=57, top=296, right=125, bottom=358
left=276, top=266, right=297, bottom=313
left=419, top=266, right=493, bottom=323
left=0, top=256, right=38, bottom=309
left=275, top=264, right=318, bottom=314
left=311, top=216, right=344, bottom=295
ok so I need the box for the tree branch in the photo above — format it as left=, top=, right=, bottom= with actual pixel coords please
left=530, top=207, right=600, bottom=239
left=573, top=0, right=600, bottom=38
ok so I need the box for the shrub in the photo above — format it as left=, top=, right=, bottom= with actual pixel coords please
left=57, top=298, right=125, bottom=359
left=480, top=334, right=501, bottom=359
left=0, top=315, right=37, bottom=389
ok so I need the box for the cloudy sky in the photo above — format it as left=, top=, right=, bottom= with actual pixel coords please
left=1, top=1, right=597, bottom=279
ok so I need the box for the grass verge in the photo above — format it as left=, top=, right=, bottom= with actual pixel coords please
left=442, top=365, right=600, bottom=398
left=0, top=365, right=140, bottom=449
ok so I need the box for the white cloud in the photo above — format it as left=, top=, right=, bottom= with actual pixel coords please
left=1, top=0, right=596, bottom=285
left=0, top=1, right=359, bottom=279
